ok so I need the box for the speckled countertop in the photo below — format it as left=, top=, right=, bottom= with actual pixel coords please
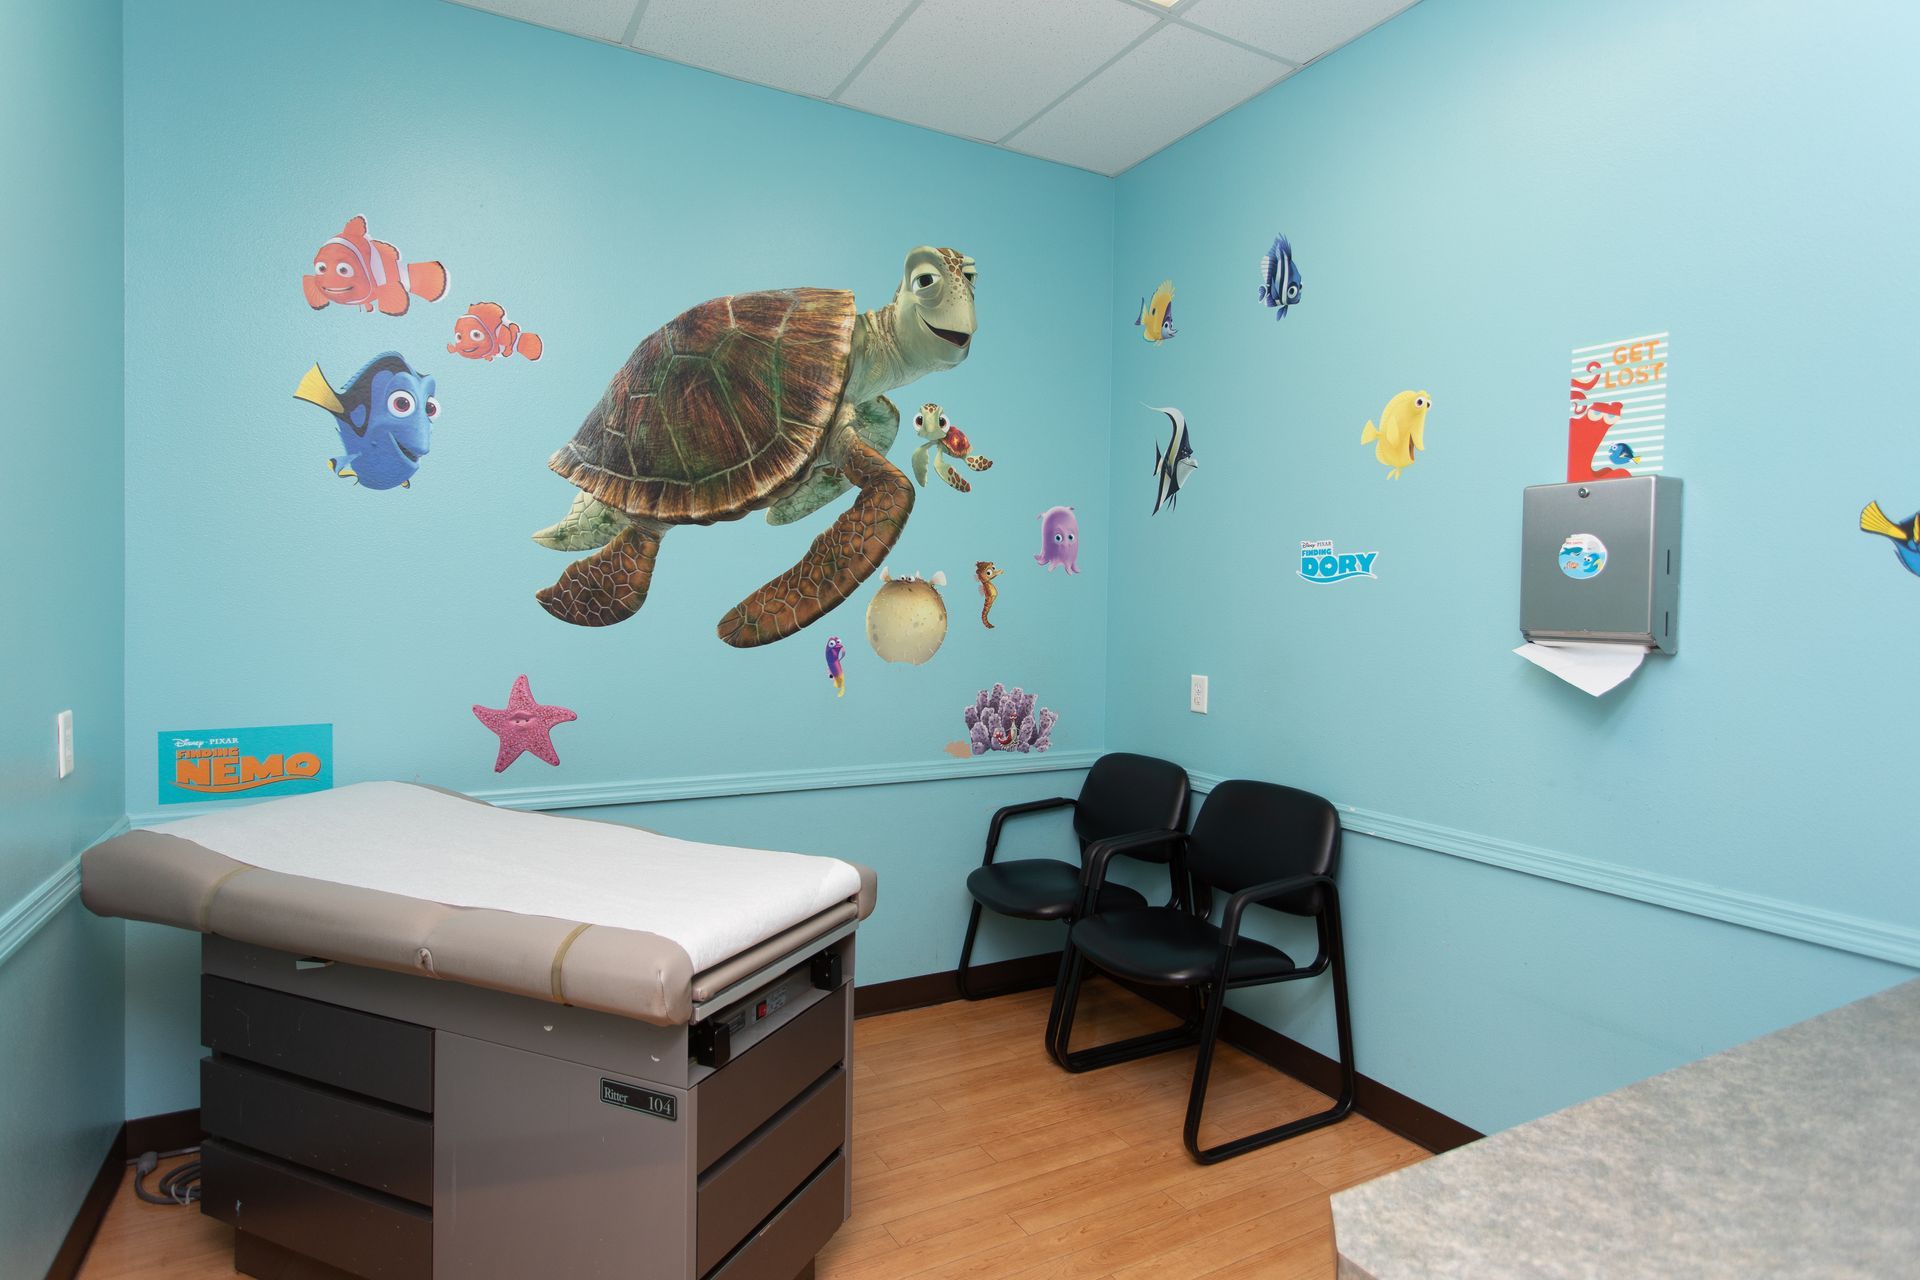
left=1331, top=978, right=1920, bottom=1278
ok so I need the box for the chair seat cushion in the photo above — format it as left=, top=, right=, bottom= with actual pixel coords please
left=966, top=859, right=1148, bottom=921
left=1069, top=907, right=1296, bottom=986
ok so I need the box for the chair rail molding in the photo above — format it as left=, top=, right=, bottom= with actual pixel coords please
left=1186, top=772, right=1920, bottom=970
left=0, top=817, right=130, bottom=969
left=126, top=749, right=1104, bottom=827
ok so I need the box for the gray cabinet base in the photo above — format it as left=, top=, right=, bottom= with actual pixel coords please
left=198, top=934, right=856, bottom=1280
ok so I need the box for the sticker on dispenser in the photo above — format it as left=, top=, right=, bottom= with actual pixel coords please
left=1559, top=533, right=1608, bottom=580
left=1298, top=540, right=1379, bottom=585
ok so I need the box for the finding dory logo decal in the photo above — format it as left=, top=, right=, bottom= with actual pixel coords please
left=1298, top=540, right=1378, bottom=585
left=1297, top=541, right=1374, bottom=587
left=157, top=724, right=332, bottom=805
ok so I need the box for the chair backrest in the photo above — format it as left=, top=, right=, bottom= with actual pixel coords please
left=1073, top=753, right=1191, bottom=858
left=1186, top=780, right=1340, bottom=915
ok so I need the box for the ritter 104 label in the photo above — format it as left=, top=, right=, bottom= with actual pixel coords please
left=600, top=1078, right=678, bottom=1122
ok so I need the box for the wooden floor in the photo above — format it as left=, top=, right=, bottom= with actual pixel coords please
left=78, top=981, right=1426, bottom=1279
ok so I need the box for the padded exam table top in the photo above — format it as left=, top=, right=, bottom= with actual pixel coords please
left=82, top=782, right=876, bottom=1026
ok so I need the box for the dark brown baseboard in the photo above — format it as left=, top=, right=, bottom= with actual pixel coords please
left=852, top=951, right=1060, bottom=1018
left=1215, top=1005, right=1481, bottom=1152
left=45, top=1123, right=126, bottom=1280
left=124, top=1107, right=205, bottom=1160
left=858, top=952, right=1482, bottom=1154
left=1115, top=979, right=1482, bottom=1153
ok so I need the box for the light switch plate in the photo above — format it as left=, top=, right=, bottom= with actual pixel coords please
left=56, top=710, right=74, bottom=778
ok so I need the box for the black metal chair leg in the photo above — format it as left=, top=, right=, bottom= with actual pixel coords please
left=1044, top=946, right=1087, bottom=1067
left=1183, top=920, right=1358, bottom=1164
left=955, top=901, right=986, bottom=1000
left=1048, top=952, right=1203, bottom=1074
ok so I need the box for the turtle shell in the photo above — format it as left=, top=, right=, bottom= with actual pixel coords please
left=548, top=288, right=856, bottom=523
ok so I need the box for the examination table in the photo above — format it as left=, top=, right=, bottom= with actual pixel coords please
left=82, top=782, right=878, bottom=1280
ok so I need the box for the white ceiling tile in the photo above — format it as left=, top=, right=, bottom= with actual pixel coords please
left=632, top=0, right=918, bottom=100
left=1180, top=0, right=1419, bottom=65
left=838, top=0, right=1158, bottom=143
left=1006, top=23, right=1289, bottom=174
left=451, top=0, right=641, bottom=43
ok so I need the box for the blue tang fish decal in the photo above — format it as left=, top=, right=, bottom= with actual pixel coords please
left=1861, top=501, right=1920, bottom=579
left=1257, top=233, right=1302, bottom=319
left=293, top=352, right=439, bottom=490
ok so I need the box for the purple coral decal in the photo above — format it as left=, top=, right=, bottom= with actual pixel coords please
left=961, top=683, right=1058, bottom=755
left=1035, top=506, right=1080, bottom=573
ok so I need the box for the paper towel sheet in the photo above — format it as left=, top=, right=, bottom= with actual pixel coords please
left=1514, top=641, right=1647, bottom=696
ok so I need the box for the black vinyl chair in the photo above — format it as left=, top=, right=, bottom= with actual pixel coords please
left=956, top=753, right=1191, bottom=1000
left=1045, top=779, right=1354, bottom=1164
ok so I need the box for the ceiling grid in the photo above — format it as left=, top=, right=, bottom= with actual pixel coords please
left=448, top=0, right=1421, bottom=175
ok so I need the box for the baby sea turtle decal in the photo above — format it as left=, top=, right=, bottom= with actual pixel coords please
left=911, top=402, right=993, bottom=493
left=532, top=246, right=977, bottom=647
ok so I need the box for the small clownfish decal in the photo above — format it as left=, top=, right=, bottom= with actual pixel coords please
left=302, top=216, right=447, bottom=316
left=449, top=302, right=544, bottom=362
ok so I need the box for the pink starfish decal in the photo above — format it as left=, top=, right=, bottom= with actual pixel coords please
left=471, top=675, right=577, bottom=772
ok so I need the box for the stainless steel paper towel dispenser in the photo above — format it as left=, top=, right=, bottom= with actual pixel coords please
left=1521, top=476, right=1681, bottom=654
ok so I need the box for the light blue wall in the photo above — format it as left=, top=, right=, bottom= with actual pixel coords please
left=106, top=0, right=1919, bottom=1142
left=0, top=0, right=127, bottom=1271
left=118, top=0, right=1114, bottom=1115
left=1103, top=0, right=1917, bottom=1132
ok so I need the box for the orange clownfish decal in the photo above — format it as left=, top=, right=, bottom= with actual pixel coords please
left=302, top=216, right=448, bottom=316
left=449, top=302, right=543, bottom=362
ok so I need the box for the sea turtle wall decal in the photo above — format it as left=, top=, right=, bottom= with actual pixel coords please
left=531, top=246, right=977, bottom=648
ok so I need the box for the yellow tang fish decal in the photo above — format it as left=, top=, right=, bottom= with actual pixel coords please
left=1135, top=280, right=1176, bottom=343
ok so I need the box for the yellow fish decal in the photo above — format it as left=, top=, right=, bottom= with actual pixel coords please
left=1135, top=280, right=1176, bottom=343
left=1361, top=390, right=1432, bottom=479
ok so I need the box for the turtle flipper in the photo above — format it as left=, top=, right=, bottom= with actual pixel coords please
left=532, top=492, right=630, bottom=551
left=911, top=444, right=931, bottom=488
left=717, top=437, right=912, bottom=648
left=766, top=397, right=900, bottom=526
left=536, top=523, right=664, bottom=627
left=964, top=454, right=993, bottom=472
left=942, top=466, right=971, bottom=494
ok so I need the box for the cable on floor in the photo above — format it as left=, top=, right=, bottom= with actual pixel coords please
left=131, top=1149, right=202, bottom=1206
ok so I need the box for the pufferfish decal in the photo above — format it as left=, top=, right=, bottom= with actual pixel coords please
left=293, top=353, right=441, bottom=491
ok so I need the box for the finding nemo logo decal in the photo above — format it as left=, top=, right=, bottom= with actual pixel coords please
left=157, top=724, right=333, bottom=804
left=1297, top=541, right=1378, bottom=585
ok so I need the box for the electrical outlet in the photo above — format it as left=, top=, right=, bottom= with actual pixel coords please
left=56, top=710, right=74, bottom=778
left=1189, top=675, right=1208, bottom=714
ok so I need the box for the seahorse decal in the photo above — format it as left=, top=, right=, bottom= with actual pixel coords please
left=975, top=560, right=1002, bottom=629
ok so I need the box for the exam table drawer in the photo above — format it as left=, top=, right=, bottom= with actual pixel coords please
left=201, top=1056, right=434, bottom=1206
left=706, top=1150, right=847, bottom=1280
left=696, top=1065, right=847, bottom=1273
left=201, top=1137, right=431, bottom=1280
left=696, top=983, right=847, bottom=1171
left=202, top=974, right=434, bottom=1112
